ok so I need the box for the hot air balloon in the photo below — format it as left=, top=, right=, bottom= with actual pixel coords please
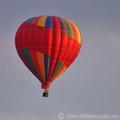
left=15, top=15, right=82, bottom=97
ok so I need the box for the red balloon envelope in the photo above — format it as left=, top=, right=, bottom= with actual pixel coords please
left=15, top=15, right=82, bottom=97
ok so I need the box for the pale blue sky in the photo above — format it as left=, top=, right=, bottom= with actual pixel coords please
left=0, top=0, right=120, bottom=120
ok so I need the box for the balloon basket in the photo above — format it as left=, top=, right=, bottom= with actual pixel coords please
left=43, top=89, right=49, bottom=97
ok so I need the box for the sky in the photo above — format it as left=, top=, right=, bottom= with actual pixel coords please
left=0, top=0, right=120, bottom=120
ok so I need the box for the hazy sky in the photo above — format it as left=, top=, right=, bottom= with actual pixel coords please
left=0, top=0, right=120, bottom=120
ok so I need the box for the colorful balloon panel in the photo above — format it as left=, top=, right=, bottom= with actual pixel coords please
left=15, top=15, right=82, bottom=89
